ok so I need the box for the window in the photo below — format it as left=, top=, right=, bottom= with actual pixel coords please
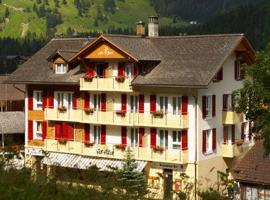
left=172, top=131, right=181, bottom=149
left=129, top=95, right=138, bottom=113
left=205, top=96, right=212, bottom=118
left=130, top=128, right=139, bottom=147
left=93, top=126, right=101, bottom=144
left=213, top=67, right=223, bottom=82
left=157, top=96, right=168, bottom=113
left=235, top=59, right=245, bottom=80
left=223, top=94, right=233, bottom=111
left=205, top=130, right=212, bottom=153
left=224, top=125, right=235, bottom=144
left=158, top=130, right=168, bottom=149
left=172, top=97, right=181, bottom=115
left=91, top=94, right=101, bottom=111
left=125, top=63, right=134, bottom=79
left=55, top=92, right=73, bottom=109
left=33, top=121, right=42, bottom=140
left=55, top=63, right=68, bottom=74
left=95, top=63, right=106, bottom=78
left=33, top=91, right=42, bottom=110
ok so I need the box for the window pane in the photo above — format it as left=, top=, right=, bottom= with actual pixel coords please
left=173, top=131, right=177, bottom=142
left=159, top=130, right=164, bottom=147
left=165, top=131, right=168, bottom=149
left=173, top=97, right=176, bottom=114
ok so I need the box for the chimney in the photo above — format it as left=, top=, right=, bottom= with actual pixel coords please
left=148, top=16, right=159, bottom=37
left=136, top=21, right=145, bottom=36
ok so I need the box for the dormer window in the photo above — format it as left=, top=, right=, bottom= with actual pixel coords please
left=55, top=63, right=68, bottom=74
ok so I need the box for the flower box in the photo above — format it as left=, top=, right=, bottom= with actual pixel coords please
left=84, top=108, right=95, bottom=115
left=116, top=110, right=126, bottom=117
left=115, top=144, right=126, bottom=151
left=58, top=139, right=67, bottom=145
left=153, top=146, right=164, bottom=153
left=84, top=141, right=95, bottom=147
left=115, top=76, right=125, bottom=83
left=83, top=75, right=94, bottom=82
left=58, top=106, right=67, bottom=113
left=152, top=111, right=164, bottom=118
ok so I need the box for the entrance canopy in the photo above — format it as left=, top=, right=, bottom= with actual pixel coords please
left=42, top=152, right=147, bottom=172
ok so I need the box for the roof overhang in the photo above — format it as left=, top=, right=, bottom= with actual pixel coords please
left=68, top=35, right=138, bottom=63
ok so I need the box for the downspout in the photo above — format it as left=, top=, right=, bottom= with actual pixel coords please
left=194, top=95, right=198, bottom=200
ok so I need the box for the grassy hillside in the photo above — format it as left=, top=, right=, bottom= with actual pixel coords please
left=0, top=0, right=187, bottom=39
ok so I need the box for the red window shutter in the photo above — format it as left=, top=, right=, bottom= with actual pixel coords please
left=150, top=128, right=156, bottom=148
left=73, top=91, right=79, bottom=109
left=87, top=63, right=95, bottom=77
left=232, top=125, right=235, bottom=144
left=249, top=122, right=252, bottom=141
left=67, top=123, right=74, bottom=141
left=182, top=130, right=188, bottom=150
left=62, top=123, right=69, bottom=139
left=139, top=95, right=144, bottom=113
left=84, top=124, right=90, bottom=143
left=101, top=125, right=106, bottom=144
left=101, top=93, right=106, bottom=112
left=182, top=96, right=188, bottom=115
left=212, top=95, right=216, bottom=117
left=241, top=123, right=245, bottom=140
left=121, top=127, right=127, bottom=145
left=48, top=90, right=54, bottom=108
left=103, top=63, right=108, bottom=78
left=84, top=93, right=90, bottom=109
left=139, top=128, right=144, bottom=147
left=118, top=63, right=125, bottom=77
left=28, top=120, right=33, bottom=141
left=202, top=130, right=206, bottom=153
left=42, top=91, right=47, bottom=110
left=121, top=94, right=127, bottom=112
left=223, top=126, right=227, bottom=144
left=28, top=90, right=33, bottom=110
left=223, top=94, right=228, bottom=111
left=42, top=121, right=47, bottom=141
left=202, top=96, right=206, bottom=119
left=212, top=128, right=216, bottom=151
left=55, top=122, right=62, bottom=140
left=150, top=95, right=156, bottom=113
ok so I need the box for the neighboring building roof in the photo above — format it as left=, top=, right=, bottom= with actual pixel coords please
left=233, top=140, right=270, bottom=186
left=6, top=34, right=255, bottom=87
left=0, top=75, right=24, bottom=100
left=0, top=111, right=24, bottom=134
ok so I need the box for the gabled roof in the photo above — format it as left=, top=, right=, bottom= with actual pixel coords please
left=0, top=111, right=24, bottom=134
left=6, top=34, right=255, bottom=87
left=47, top=49, right=78, bottom=62
left=233, top=141, right=270, bottom=186
left=0, top=75, right=24, bottom=100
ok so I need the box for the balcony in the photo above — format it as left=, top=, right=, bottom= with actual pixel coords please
left=221, top=142, right=250, bottom=158
left=80, top=76, right=133, bottom=92
left=222, top=111, right=243, bottom=125
left=35, top=139, right=189, bottom=164
left=45, top=108, right=189, bottom=129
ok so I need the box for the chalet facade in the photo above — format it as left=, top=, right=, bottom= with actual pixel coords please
left=7, top=17, right=256, bottom=198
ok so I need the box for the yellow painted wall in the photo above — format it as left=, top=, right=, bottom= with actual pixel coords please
left=47, top=121, right=55, bottom=139
left=85, top=43, right=126, bottom=59
left=75, top=123, right=84, bottom=142
left=28, top=111, right=44, bottom=121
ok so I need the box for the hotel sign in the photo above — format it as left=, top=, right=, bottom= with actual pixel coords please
left=25, top=148, right=44, bottom=157
left=96, top=145, right=114, bottom=156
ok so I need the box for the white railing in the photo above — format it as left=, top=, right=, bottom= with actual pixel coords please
left=43, top=140, right=189, bottom=164
left=45, top=107, right=189, bottom=129
left=80, top=76, right=133, bottom=92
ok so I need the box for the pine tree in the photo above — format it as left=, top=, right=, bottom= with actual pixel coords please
left=4, top=8, right=10, bottom=18
left=115, top=148, right=148, bottom=199
left=62, top=0, right=67, bottom=5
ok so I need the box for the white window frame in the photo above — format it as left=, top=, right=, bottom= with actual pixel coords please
left=54, top=91, right=73, bottom=109
left=205, top=95, right=212, bottom=119
left=130, top=128, right=139, bottom=147
left=125, top=63, right=134, bottom=79
left=172, top=130, right=181, bottom=149
left=129, top=95, right=138, bottom=113
left=224, top=126, right=232, bottom=145
left=224, top=94, right=233, bottom=111
left=93, top=125, right=101, bottom=144
left=90, top=94, right=101, bottom=111
left=33, top=121, right=42, bottom=140
left=158, top=129, right=168, bottom=149
left=205, top=129, right=213, bottom=154
left=172, top=96, right=181, bottom=115
left=33, top=90, right=43, bottom=110
left=157, top=96, right=168, bottom=113
left=55, top=63, right=68, bottom=74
